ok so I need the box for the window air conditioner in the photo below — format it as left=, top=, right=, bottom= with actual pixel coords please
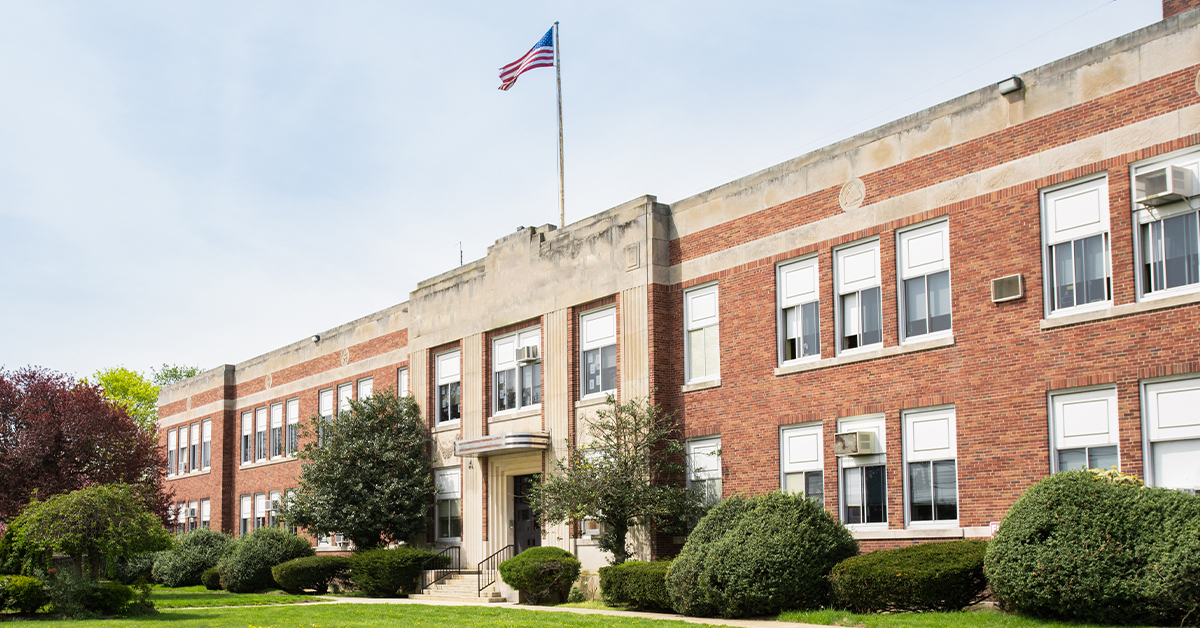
left=517, top=345, right=540, bottom=364
left=833, top=431, right=878, bottom=456
left=188, top=508, right=197, bottom=518
left=1135, top=166, right=1198, bottom=207
left=991, top=274, right=1024, bottom=303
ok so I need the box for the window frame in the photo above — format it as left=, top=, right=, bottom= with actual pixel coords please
left=1132, top=149, right=1200, bottom=301
left=199, top=498, right=210, bottom=529
left=254, top=407, right=268, bottom=462
left=686, top=436, right=722, bottom=506
left=684, top=283, right=720, bottom=384
left=397, top=367, right=409, bottom=397
left=167, top=429, right=177, bottom=477
left=1139, top=375, right=1200, bottom=490
left=201, top=418, right=212, bottom=470
left=358, top=377, right=374, bottom=401
left=270, top=403, right=284, bottom=460
left=435, top=350, right=462, bottom=424
left=286, top=398, right=299, bottom=456
left=239, top=494, right=251, bottom=537
left=254, top=493, right=267, bottom=530
left=189, top=423, right=200, bottom=473
left=434, top=466, right=463, bottom=541
left=1048, top=386, right=1120, bottom=473
left=834, top=238, right=884, bottom=355
left=241, top=411, right=253, bottom=465
left=492, top=327, right=542, bottom=415
left=776, top=256, right=821, bottom=365
left=896, top=219, right=952, bottom=343
left=177, top=426, right=188, bottom=475
left=1041, top=175, right=1112, bottom=317
left=837, top=414, right=887, bottom=529
left=318, top=388, right=333, bottom=446
left=780, top=422, right=823, bottom=503
left=902, top=406, right=958, bottom=528
left=580, top=307, right=618, bottom=399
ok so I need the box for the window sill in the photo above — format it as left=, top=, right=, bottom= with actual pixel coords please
left=432, top=421, right=461, bottom=434
left=490, top=407, right=542, bottom=424
left=853, top=527, right=964, bottom=540
left=576, top=394, right=613, bottom=409
left=166, top=469, right=212, bottom=481
left=775, top=335, right=955, bottom=376
left=681, top=379, right=721, bottom=394
left=239, top=457, right=297, bottom=471
left=1041, top=290, right=1200, bottom=329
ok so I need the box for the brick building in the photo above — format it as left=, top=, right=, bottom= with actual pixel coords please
left=159, top=0, right=1200, bottom=579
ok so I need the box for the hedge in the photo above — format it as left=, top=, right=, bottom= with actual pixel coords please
left=110, top=552, right=157, bottom=585
left=218, top=528, right=314, bottom=593
left=986, top=469, right=1200, bottom=626
left=498, top=546, right=581, bottom=605
left=152, top=529, right=232, bottom=587
left=349, top=547, right=448, bottom=597
left=84, top=582, right=135, bottom=615
left=2, top=575, right=47, bottom=613
left=830, top=540, right=989, bottom=612
left=273, top=555, right=351, bottom=595
left=201, top=567, right=222, bottom=590
left=599, top=560, right=671, bottom=611
left=666, top=491, right=858, bottom=618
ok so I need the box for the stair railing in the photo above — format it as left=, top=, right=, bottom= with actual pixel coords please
left=477, top=544, right=514, bottom=596
left=420, top=545, right=462, bottom=592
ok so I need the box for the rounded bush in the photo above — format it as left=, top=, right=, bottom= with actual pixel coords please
left=349, top=547, right=448, bottom=597
left=2, top=575, right=48, bottom=613
left=498, top=546, right=581, bottom=605
left=985, top=470, right=1200, bottom=626
left=111, top=552, right=157, bottom=585
left=219, top=528, right=314, bottom=594
left=201, top=567, right=222, bottom=590
left=599, top=560, right=672, bottom=610
left=273, top=555, right=351, bottom=594
left=152, top=529, right=232, bottom=588
left=85, top=582, right=134, bottom=615
left=830, top=540, right=988, bottom=612
left=666, top=492, right=858, bottom=618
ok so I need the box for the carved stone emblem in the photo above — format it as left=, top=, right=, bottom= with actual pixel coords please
left=839, top=178, right=866, bottom=211
left=340, top=348, right=350, bottom=366
left=625, top=243, right=641, bottom=271
left=439, top=438, right=457, bottom=462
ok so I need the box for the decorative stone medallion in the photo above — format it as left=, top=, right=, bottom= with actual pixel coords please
left=839, top=178, right=866, bottom=211
left=265, top=373, right=273, bottom=389
left=340, top=348, right=350, bottom=366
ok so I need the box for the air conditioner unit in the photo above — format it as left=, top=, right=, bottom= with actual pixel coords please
left=991, top=274, right=1024, bottom=303
left=1135, top=166, right=1198, bottom=207
left=188, top=508, right=197, bottom=518
left=833, top=431, right=878, bottom=456
left=517, top=345, right=540, bottom=364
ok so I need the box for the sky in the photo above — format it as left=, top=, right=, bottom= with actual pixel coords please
left=0, top=0, right=1165, bottom=379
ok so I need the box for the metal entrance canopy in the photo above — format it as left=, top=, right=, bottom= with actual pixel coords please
left=454, top=431, right=551, bottom=457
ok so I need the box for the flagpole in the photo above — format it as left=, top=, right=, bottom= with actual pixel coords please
left=554, top=21, right=565, bottom=228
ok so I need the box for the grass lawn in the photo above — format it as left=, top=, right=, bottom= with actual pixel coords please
left=148, top=584, right=328, bottom=608
left=778, top=608, right=1132, bottom=628
left=7, top=603, right=724, bottom=627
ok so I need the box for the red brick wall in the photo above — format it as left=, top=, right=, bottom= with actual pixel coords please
left=1164, top=0, right=1200, bottom=19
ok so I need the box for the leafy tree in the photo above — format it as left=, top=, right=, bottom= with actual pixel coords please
left=93, top=363, right=201, bottom=434
left=0, top=366, right=173, bottom=523
left=527, top=394, right=702, bottom=565
left=280, top=391, right=434, bottom=550
left=7, top=483, right=172, bottom=579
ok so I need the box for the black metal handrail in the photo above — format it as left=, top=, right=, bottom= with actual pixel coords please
left=420, top=546, right=462, bottom=591
left=477, top=544, right=514, bottom=595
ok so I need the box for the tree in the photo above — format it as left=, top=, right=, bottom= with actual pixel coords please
left=527, top=394, right=703, bottom=565
left=93, top=363, right=201, bottom=434
left=280, top=391, right=434, bottom=550
left=7, top=483, right=172, bottom=579
left=0, top=366, right=173, bottom=524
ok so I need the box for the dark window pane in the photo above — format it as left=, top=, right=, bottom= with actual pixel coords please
left=841, top=293, right=859, bottom=350
left=928, top=270, right=952, bottom=332
left=864, top=464, right=887, bottom=523
left=805, top=471, right=823, bottom=503
left=801, top=301, right=820, bottom=357
left=1088, top=445, right=1118, bottom=471
left=905, top=277, right=928, bottom=337
left=1053, top=242, right=1075, bottom=309
left=1142, top=222, right=1161, bottom=292
left=449, top=382, right=461, bottom=420
left=933, top=460, right=958, bottom=521
left=438, top=384, right=449, bottom=422
left=1164, top=212, right=1200, bottom=289
left=845, top=506, right=862, bottom=525
left=1073, top=239, right=1087, bottom=306
left=861, top=287, right=882, bottom=346
left=601, top=345, right=617, bottom=392
left=1058, top=448, right=1087, bottom=471
left=909, top=461, right=933, bottom=521
left=522, top=362, right=542, bottom=406
left=1082, top=235, right=1107, bottom=304
left=583, top=349, right=599, bottom=396
left=783, top=306, right=798, bottom=361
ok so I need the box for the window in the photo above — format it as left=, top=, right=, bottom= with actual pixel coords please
left=898, top=221, right=951, bottom=340
left=338, top=383, right=353, bottom=415
left=167, top=429, right=177, bottom=477
left=240, top=495, right=251, bottom=536
left=283, top=489, right=297, bottom=534
left=189, top=423, right=199, bottom=472
left=255, top=407, right=268, bottom=462
left=836, top=239, right=882, bottom=352
left=904, top=407, right=957, bottom=525
left=397, top=367, right=409, bottom=397
left=839, top=414, right=887, bottom=525
left=358, top=377, right=373, bottom=401
left=318, top=389, right=333, bottom=445
left=581, top=308, right=617, bottom=397
left=188, top=500, right=199, bottom=531
left=241, top=411, right=253, bottom=464
left=687, top=437, right=722, bottom=506
left=200, top=498, right=210, bottom=529
left=781, top=423, right=823, bottom=502
left=1142, top=377, right=1200, bottom=490
left=176, top=502, right=187, bottom=534
left=778, top=257, right=821, bottom=363
left=494, top=328, right=542, bottom=413
left=434, top=467, right=462, bottom=540
left=270, top=403, right=283, bottom=459
left=685, top=284, right=720, bottom=383
left=177, top=426, right=188, bottom=474
left=1043, top=176, right=1111, bottom=314
left=201, top=419, right=212, bottom=470
left=1135, top=154, right=1200, bottom=298
left=269, top=491, right=281, bottom=528
left=286, top=398, right=299, bottom=455
left=254, top=493, right=267, bottom=530
left=1050, top=387, right=1119, bottom=472
left=436, top=351, right=461, bottom=423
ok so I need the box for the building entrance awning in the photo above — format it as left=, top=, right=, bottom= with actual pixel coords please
left=454, top=431, right=551, bottom=457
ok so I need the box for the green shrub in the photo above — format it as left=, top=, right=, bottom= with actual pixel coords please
left=985, top=470, right=1200, bottom=626
left=273, top=555, right=351, bottom=594
left=201, top=567, right=222, bottom=590
left=219, top=528, right=314, bottom=594
left=666, top=491, right=858, bottom=618
left=349, top=547, right=448, bottom=597
left=599, top=560, right=671, bottom=610
left=110, top=552, right=158, bottom=585
left=2, top=575, right=47, bottom=613
left=0, top=528, right=48, bottom=576
left=84, top=582, right=134, bottom=615
left=152, top=529, right=232, bottom=588
left=567, top=584, right=586, bottom=603
left=498, top=546, right=581, bottom=605
left=830, top=540, right=988, bottom=612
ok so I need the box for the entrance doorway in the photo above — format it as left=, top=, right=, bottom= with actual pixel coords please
left=513, top=474, right=541, bottom=553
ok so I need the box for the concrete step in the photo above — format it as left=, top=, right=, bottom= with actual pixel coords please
left=413, top=593, right=507, bottom=603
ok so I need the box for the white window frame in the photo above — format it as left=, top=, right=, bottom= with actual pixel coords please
left=436, top=350, right=462, bottom=424
left=835, top=239, right=883, bottom=355
left=239, top=494, right=252, bottom=536
left=903, top=406, right=958, bottom=528
left=201, top=419, right=212, bottom=470
left=580, top=307, right=618, bottom=399
left=686, top=436, right=722, bottom=506
left=167, top=429, right=177, bottom=477
left=187, top=500, right=199, bottom=531
left=1049, top=386, right=1120, bottom=473
left=318, top=388, right=334, bottom=446
left=397, top=367, right=409, bottom=397
left=270, top=403, right=284, bottom=460
left=337, top=383, right=353, bottom=415
left=434, top=466, right=463, bottom=541
left=176, top=500, right=187, bottom=532
left=241, top=411, right=253, bottom=465
left=189, top=422, right=200, bottom=473
left=493, top=327, right=542, bottom=415
left=684, top=283, right=720, bottom=384
left=897, top=220, right=952, bottom=343
left=358, top=377, right=373, bottom=401
left=1132, top=149, right=1200, bottom=301
left=780, top=422, right=823, bottom=502
left=1041, top=175, right=1112, bottom=316
left=268, top=490, right=281, bottom=528
left=200, top=498, right=211, bottom=529
left=255, top=407, right=268, bottom=462
left=177, top=426, right=188, bottom=474
left=1140, top=375, right=1200, bottom=491
left=286, top=398, right=300, bottom=455
left=777, top=256, right=821, bottom=365
left=837, top=414, right=887, bottom=529
left=254, top=492, right=267, bottom=530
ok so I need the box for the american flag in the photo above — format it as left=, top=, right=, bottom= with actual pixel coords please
left=498, top=27, right=555, bottom=91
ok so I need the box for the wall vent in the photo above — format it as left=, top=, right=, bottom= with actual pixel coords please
left=991, top=274, right=1024, bottom=303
